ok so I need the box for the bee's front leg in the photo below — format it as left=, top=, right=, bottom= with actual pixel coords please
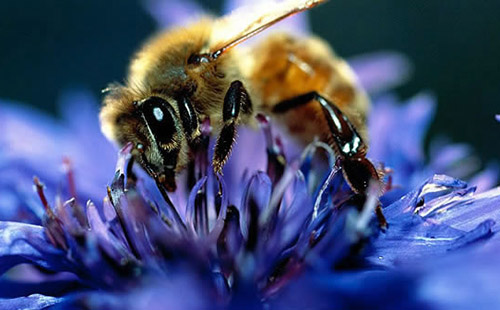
left=213, top=81, right=252, bottom=174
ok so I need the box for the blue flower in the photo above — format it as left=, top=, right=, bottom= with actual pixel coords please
left=0, top=91, right=116, bottom=223
left=368, top=93, right=498, bottom=202
left=0, top=1, right=499, bottom=309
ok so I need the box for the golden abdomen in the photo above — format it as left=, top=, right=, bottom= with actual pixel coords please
left=247, top=33, right=370, bottom=145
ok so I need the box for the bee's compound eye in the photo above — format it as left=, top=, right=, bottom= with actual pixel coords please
left=139, top=96, right=178, bottom=145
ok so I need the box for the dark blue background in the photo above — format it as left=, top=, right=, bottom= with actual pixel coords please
left=0, top=0, right=499, bottom=162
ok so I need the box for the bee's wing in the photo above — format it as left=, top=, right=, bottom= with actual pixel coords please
left=208, top=0, right=326, bottom=58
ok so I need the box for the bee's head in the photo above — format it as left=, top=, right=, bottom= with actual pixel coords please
left=133, top=96, right=186, bottom=191
left=101, top=88, right=189, bottom=192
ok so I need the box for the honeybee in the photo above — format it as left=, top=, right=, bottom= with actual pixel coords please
left=100, top=0, right=386, bottom=225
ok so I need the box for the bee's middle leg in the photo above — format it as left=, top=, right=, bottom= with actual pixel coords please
left=213, top=80, right=252, bottom=174
left=273, top=91, right=387, bottom=229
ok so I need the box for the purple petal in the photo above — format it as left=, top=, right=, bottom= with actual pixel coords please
left=223, top=0, right=311, bottom=35
left=0, top=277, right=80, bottom=299
left=428, top=186, right=500, bottom=232
left=240, top=171, right=272, bottom=242
left=0, top=294, right=62, bottom=310
left=58, top=91, right=117, bottom=198
left=426, top=137, right=497, bottom=188
left=368, top=93, right=436, bottom=188
left=0, top=92, right=116, bottom=214
left=142, top=0, right=206, bottom=28
left=86, top=202, right=130, bottom=263
left=369, top=176, right=498, bottom=267
left=0, top=103, right=67, bottom=182
left=185, top=176, right=208, bottom=232
left=0, top=187, right=39, bottom=223
left=418, top=245, right=500, bottom=309
left=60, top=273, right=211, bottom=310
left=272, top=271, right=424, bottom=309
left=496, top=114, right=500, bottom=122
left=0, top=222, right=69, bottom=274
left=428, top=141, right=474, bottom=172
left=468, top=163, right=499, bottom=193
left=208, top=177, right=229, bottom=241
left=274, top=172, right=311, bottom=250
left=217, top=206, right=244, bottom=276
left=222, top=127, right=268, bottom=204
left=349, top=51, right=413, bottom=94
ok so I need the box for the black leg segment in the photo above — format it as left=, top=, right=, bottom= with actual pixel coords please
left=213, top=81, right=252, bottom=174
left=273, top=91, right=387, bottom=228
left=273, top=91, right=367, bottom=159
left=176, top=96, right=199, bottom=139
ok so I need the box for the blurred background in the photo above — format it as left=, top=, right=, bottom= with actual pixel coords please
left=0, top=0, right=499, bottom=162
